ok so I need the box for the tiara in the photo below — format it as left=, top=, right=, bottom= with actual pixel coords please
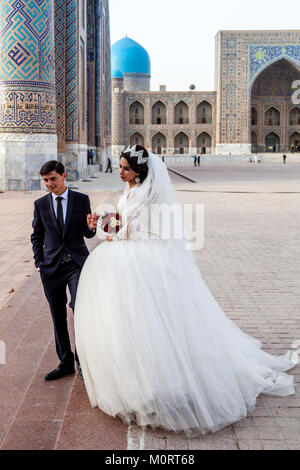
left=124, top=145, right=148, bottom=165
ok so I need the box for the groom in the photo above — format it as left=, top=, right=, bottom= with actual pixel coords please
left=31, top=160, right=99, bottom=381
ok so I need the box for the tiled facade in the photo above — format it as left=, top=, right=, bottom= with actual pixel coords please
left=0, top=0, right=56, bottom=134
left=215, top=30, right=300, bottom=154
left=112, top=88, right=216, bottom=155
left=0, top=0, right=111, bottom=191
left=112, top=30, right=300, bottom=156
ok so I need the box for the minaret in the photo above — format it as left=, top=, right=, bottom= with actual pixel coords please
left=0, top=0, right=57, bottom=191
left=111, top=70, right=125, bottom=156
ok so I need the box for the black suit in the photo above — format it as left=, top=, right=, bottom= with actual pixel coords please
left=31, top=189, right=96, bottom=366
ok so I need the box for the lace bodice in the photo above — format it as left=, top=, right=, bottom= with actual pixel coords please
left=115, top=186, right=141, bottom=240
left=117, top=186, right=140, bottom=214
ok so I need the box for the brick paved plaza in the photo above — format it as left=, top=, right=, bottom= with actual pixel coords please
left=0, top=162, right=299, bottom=450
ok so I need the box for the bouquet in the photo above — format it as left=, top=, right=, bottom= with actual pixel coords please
left=99, top=212, right=122, bottom=237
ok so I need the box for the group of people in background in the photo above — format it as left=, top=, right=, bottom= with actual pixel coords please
left=90, top=151, right=289, bottom=171
left=193, top=155, right=201, bottom=167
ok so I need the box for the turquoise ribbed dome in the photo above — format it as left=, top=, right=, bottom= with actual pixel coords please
left=111, top=37, right=151, bottom=77
left=111, top=68, right=124, bottom=78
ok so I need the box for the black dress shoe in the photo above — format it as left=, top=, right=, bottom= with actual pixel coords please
left=44, top=363, right=75, bottom=381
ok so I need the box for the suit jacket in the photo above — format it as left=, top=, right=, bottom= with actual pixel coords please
left=31, top=189, right=96, bottom=278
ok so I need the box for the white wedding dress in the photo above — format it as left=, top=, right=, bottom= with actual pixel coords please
left=74, top=155, right=296, bottom=436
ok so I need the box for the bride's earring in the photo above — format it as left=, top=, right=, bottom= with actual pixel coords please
left=135, top=176, right=141, bottom=184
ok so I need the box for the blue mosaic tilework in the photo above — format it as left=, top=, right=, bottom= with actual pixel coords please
left=0, top=85, right=56, bottom=132
left=250, top=45, right=300, bottom=86
left=104, top=0, right=111, bottom=140
left=95, top=0, right=101, bottom=147
left=86, top=0, right=95, bottom=146
left=0, top=0, right=55, bottom=84
left=65, top=0, right=78, bottom=142
left=54, top=0, right=66, bottom=143
left=0, top=0, right=56, bottom=133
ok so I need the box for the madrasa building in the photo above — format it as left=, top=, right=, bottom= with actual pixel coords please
left=111, top=31, right=300, bottom=158
left=0, top=0, right=111, bottom=191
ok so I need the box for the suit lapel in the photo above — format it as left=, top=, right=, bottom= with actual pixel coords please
left=64, top=189, right=74, bottom=237
left=48, top=193, right=62, bottom=237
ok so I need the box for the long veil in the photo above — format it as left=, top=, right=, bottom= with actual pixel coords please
left=115, top=153, right=185, bottom=241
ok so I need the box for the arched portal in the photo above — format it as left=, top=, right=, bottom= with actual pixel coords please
left=174, top=101, right=189, bottom=125
left=152, top=132, right=166, bottom=154
left=197, top=132, right=212, bottom=154
left=289, top=132, right=300, bottom=151
left=196, top=101, right=212, bottom=124
left=130, top=132, right=144, bottom=147
left=251, top=131, right=257, bottom=153
left=289, top=107, right=300, bottom=126
left=152, top=101, right=167, bottom=124
left=264, top=107, right=280, bottom=127
left=129, top=101, right=144, bottom=124
left=174, top=132, right=189, bottom=154
left=265, top=132, right=280, bottom=153
left=251, top=58, right=300, bottom=152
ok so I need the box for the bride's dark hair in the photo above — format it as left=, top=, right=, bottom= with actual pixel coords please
left=120, top=145, right=149, bottom=183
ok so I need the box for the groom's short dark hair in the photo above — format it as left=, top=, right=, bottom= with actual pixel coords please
left=40, top=161, right=65, bottom=176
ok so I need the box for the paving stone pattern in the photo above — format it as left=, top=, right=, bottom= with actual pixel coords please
left=0, top=164, right=299, bottom=450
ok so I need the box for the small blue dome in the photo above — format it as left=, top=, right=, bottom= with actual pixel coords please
left=111, top=37, right=151, bottom=77
left=112, top=68, right=124, bottom=78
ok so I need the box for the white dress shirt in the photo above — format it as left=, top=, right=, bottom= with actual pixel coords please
left=52, top=187, right=69, bottom=223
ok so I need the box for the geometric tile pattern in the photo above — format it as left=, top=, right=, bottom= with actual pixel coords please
left=87, top=0, right=95, bottom=146
left=0, top=0, right=112, bottom=163
left=54, top=0, right=66, bottom=144
left=95, top=0, right=102, bottom=148
left=0, top=0, right=56, bottom=133
left=103, top=1, right=112, bottom=143
left=215, top=30, right=300, bottom=148
left=94, top=0, right=111, bottom=148
left=0, top=87, right=56, bottom=133
left=0, top=0, right=55, bottom=83
left=250, top=45, right=300, bottom=86
left=65, top=0, right=78, bottom=142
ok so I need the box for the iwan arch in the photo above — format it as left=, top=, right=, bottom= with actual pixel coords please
left=112, top=30, right=300, bottom=156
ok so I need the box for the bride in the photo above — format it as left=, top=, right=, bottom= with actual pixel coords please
left=74, top=145, right=296, bottom=436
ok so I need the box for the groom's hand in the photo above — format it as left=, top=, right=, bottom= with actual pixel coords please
left=87, top=212, right=99, bottom=230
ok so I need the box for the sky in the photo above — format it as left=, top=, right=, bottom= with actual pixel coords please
left=109, top=0, right=300, bottom=92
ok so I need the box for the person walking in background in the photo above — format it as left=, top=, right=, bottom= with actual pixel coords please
left=105, top=156, right=113, bottom=173
left=193, top=155, right=197, bottom=167
left=87, top=149, right=93, bottom=165
left=283, top=154, right=287, bottom=164
left=197, top=155, right=201, bottom=167
left=89, top=149, right=94, bottom=165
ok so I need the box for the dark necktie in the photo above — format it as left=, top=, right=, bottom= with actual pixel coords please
left=56, top=196, right=64, bottom=233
